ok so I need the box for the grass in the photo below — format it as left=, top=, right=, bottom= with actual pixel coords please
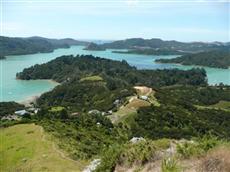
left=148, top=91, right=160, bottom=107
left=0, top=124, right=87, bottom=172
left=161, top=157, right=181, bottom=172
left=49, top=106, right=65, bottom=112
left=110, top=98, right=150, bottom=124
left=209, top=100, right=230, bottom=110
left=80, top=75, right=103, bottom=82
left=195, top=101, right=230, bottom=112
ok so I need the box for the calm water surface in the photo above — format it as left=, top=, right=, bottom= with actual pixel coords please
left=1, top=46, right=229, bottom=102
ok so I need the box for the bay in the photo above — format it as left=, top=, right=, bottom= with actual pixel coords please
left=1, top=45, right=229, bottom=102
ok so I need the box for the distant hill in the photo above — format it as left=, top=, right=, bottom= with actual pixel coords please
left=156, top=49, right=230, bottom=69
left=84, top=42, right=106, bottom=51
left=98, top=38, right=229, bottom=55
left=0, top=36, right=88, bottom=56
left=112, top=48, right=189, bottom=55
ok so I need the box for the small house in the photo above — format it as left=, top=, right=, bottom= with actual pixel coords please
left=88, top=109, right=100, bottom=115
left=139, top=95, right=148, bottom=101
left=15, top=110, right=29, bottom=116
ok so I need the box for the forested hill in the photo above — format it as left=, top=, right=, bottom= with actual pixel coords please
left=0, top=36, right=88, bottom=56
left=99, top=38, right=229, bottom=53
left=156, top=50, right=230, bottom=69
left=17, top=55, right=207, bottom=87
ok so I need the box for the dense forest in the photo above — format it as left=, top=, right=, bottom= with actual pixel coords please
left=128, top=86, right=230, bottom=139
left=16, top=55, right=207, bottom=111
left=17, top=55, right=207, bottom=87
left=156, top=50, right=230, bottom=69
left=0, top=36, right=88, bottom=56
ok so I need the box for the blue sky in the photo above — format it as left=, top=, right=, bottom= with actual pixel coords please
left=2, top=0, right=229, bottom=42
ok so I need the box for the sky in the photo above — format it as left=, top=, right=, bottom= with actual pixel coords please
left=1, top=0, right=230, bottom=42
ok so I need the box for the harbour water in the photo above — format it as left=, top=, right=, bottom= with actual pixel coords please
left=1, top=46, right=229, bottom=102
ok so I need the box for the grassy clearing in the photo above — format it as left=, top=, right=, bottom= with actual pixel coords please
left=195, top=101, right=230, bottom=112
left=0, top=124, right=86, bottom=172
left=209, top=100, right=230, bottom=110
left=80, top=75, right=103, bottom=82
left=110, top=98, right=150, bottom=124
left=148, top=90, right=160, bottom=107
left=49, top=106, right=65, bottom=112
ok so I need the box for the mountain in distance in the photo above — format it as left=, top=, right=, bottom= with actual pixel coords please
left=97, top=38, right=229, bottom=54
left=0, top=36, right=89, bottom=56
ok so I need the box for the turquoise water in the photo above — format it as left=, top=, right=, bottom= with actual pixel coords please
left=1, top=45, right=229, bottom=102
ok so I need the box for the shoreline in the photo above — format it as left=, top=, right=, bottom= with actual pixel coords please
left=17, top=79, right=60, bottom=106
left=18, top=94, right=41, bottom=107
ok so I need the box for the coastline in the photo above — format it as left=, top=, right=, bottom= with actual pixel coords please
left=17, top=79, right=60, bottom=106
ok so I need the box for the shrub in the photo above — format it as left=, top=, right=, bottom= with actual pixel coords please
left=177, top=135, right=225, bottom=159
left=161, top=157, right=181, bottom=172
left=118, top=140, right=157, bottom=166
left=95, top=144, right=123, bottom=172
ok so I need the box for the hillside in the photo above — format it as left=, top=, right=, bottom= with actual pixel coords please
left=99, top=38, right=229, bottom=54
left=3, top=55, right=230, bottom=171
left=0, top=124, right=86, bottom=172
left=0, top=36, right=88, bottom=56
left=84, top=42, right=106, bottom=51
left=156, top=50, right=230, bottom=69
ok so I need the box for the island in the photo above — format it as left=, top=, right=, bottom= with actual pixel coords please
left=155, top=50, right=230, bottom=69
left=112, top=48, right=188, bottom=55
left=83, top=42, right=106, bottom=51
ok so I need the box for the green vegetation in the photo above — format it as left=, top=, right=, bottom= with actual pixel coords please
left=118, top=140, right=157, bottom=166
left=0, top=102, right=25, bottom=117
left=49, top=106, right=65, bottom=112
left=37, top=82, right=134, bottom=112
left=16, top=55, right=207, bottom=112
left=98, top=38, right=228, bottom=53
left=84, top=42, right=106, bottom=51
left=113, top=48, right=187, bottom=55
left=123, top=86, right=230, bottom=139
left=17, top=55, right=207, bottom=87
left=0, top=36, right=88, bottom=56
left=3, top=54, right=230, bottom=171
left=156, top=50, right=230, bottom=69
left=176, top=136, right=227, bottom=159
left=36, top=112, right=124, bottom=160
left=161, top=157, right=181, bottom=172
left=96, top=139, right=170, bottom=171
left=209, top=100, right=230, bottom=110
left=80, top=75, right=103, bottom=82
left=0, top=124, right=86, bottom=172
